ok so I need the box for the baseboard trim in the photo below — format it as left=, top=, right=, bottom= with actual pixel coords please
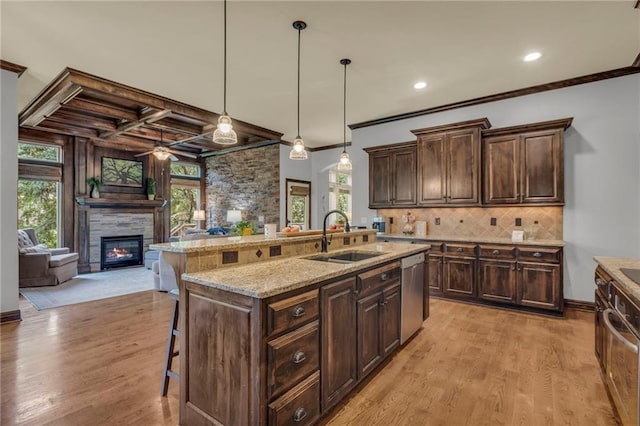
left=564, top=299, right=595, bottom=312
left=0, top=310, right=22, bottom=324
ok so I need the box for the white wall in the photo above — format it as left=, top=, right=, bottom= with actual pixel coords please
left=0, top=69, right=20, bottom=315
left=348, top=74, right=640, bottom=302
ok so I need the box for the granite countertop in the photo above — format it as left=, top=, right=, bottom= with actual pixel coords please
left=150, top=229, right=376, bottom=253
left=594, top=257, right=640, bottom=303
left=182, top=242, right=429, bottom=299
left=378, top=233, right=565, bottom=247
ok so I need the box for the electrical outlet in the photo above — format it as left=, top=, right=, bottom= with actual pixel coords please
left=490, top=217, right=497, bottom=226
left=515, top=218, right=522, bottom=226
left=258, top=215, right=264, bottom=223
left=534, top=220, right=539, bottom=224
left=389, top=217, right=394, bottom=224
left=435, top=217, right=440, bottom=225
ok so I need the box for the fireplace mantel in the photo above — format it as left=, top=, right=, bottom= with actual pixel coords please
left=76, top=197, right=167, bottom=209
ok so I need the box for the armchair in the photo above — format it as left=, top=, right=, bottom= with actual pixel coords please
left=18, top=228, right=79, bottom=287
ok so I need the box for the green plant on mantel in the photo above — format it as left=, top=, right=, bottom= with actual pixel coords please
left=231, top=221, right=255, bottom=236
left=146, top=178, right=157, bottom=200
left=86, top=177, right=101, bottom=198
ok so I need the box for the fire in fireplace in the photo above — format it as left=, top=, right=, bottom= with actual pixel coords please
left=101, top=235, right=143, bottom=270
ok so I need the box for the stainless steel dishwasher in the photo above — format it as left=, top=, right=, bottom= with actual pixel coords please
left=401, top=252, right=425, bottom=344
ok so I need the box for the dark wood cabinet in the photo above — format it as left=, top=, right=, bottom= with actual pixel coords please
left=413, top=118, right=490, bottom=206
left=443, top=243, right=477, bottom=299
left=365, top=143, right=416, bottom=208
left=381, top=283, right=401, bottom=357
left=356, top=292, right=382, bottom=378
left=321, top=277, right=358, bottom=411
left=427, top=243, right=444, bottom=295
left=594, top=289, right=607, bottom=373
left=483, top=118, right=572, bottom=206
left=477, top=245, right=518, bottom=304
left=517, top=261, right=562, bottom=311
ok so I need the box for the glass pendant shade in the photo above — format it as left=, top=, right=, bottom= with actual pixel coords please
left=289, top=136, right=308, bottom=160
left=213, top=114, right=237, bottom=145
left=153, top=150, right=171, bottom=161
left=337, top=151, right=352, bottom=170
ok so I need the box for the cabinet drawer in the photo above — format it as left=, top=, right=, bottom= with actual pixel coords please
left=478, top=245, right=516, bottom=260
left=268, top=371, right=320, bottom=426
left=428, top=242, right=444, bottom=254
left=444, top=243, right=477, bottom=257
left=267, top=289, right=319, bottom=336
left=268, top=321, right=319, bottom=399
left=518, top=247, right=561, bottom=264
left=358, top=261, right=400, bottom=295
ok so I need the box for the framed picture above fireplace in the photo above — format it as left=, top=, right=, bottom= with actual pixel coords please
left=101, top=157, right=143, bottom=187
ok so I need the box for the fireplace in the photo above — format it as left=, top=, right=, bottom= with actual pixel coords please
left=101, top=235, right=143, bottom=270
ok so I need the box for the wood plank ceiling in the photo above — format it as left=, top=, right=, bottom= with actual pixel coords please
left=18, top=68, right=283, bottom=158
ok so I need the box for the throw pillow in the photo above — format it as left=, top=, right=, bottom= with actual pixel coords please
left=19, top=244, right=50, bottom=254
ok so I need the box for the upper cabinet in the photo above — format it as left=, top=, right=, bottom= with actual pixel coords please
left=364, top=142, right=416, bottom=208
left=482, top=118, right=572, bottom=206
left=412, top=118, right=491, bottom=206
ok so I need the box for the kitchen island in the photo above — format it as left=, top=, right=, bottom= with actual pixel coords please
left=177, top=241, right=429, bottom=425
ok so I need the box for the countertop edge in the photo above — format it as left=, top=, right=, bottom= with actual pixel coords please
left=594, top=256, right=640, bottom=304
left=183, top=243, right=430, bottom=299
left=378, top=234, right=565, bottom=247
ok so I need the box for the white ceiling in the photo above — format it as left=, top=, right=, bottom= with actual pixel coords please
left=2, top=1, right=639, bottom=148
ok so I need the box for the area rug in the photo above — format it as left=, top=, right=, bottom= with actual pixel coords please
left=20, top=267, right=155, bottom=310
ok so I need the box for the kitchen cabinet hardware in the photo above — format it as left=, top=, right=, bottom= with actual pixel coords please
left=603, top=308, right=638, bottom=353
left=293, top=350, right=306, bottom=364
left=492, top=249, right=501, bottom=255
left=293, top=306, right=306, bottom=318
left=457, top=247, right=464, bottom=252
left=293, top=407, right=308, bottom=422
left=380, top=273, right=389, bottom=281
left=533, top=252, right=542, bottom=258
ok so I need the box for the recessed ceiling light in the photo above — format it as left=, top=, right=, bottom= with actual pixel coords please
left=524, top=52, right=542, bottom=62
left=414, top=81, right=427, bottom=89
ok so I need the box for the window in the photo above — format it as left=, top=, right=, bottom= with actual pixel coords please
left=18, top=142, right=61, bottom=163
left=18, top=142, right=63, bottom=247
left=328, top=167, right=352, bottom=225
left=170, top=162, right=202, bottom=235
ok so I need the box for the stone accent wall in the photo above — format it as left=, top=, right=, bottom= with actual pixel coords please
left=89, top=212, right=154, bottom=271
left=205, top=144, right=280, bottom=228
left=380, top=206, right=562, bottom=240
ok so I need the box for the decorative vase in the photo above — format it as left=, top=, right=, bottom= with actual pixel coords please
left=242, top=228, right=252, bottom=236
left=90, top=187, right=99, bottom=199
left=148, top=194, right=155, bottom=200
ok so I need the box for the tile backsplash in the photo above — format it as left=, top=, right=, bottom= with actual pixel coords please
left=380, top=206, right=562, bottom=240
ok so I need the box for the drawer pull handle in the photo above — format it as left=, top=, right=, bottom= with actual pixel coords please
left=456, top=247, right=464, bottom=252
left=293, top=350, right=306, bottom=364
left=292, top=306, right=306, bottom=318
left=533, top=252, right=542, bottom=258
left=380, top=273, right=389, bottom=281
left=293, top=407, right=308, bottom=422
left=596, top=278, right=605, bottom=286
left=492, top=249, right=500, bottom=255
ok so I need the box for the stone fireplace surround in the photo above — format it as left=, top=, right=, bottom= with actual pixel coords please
left=89, top=212, right=153, bottom=272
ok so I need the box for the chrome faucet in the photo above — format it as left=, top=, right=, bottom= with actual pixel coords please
left=321, top=210, right=351, bottom=253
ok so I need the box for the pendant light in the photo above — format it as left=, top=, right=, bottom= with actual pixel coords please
left=212, top=0, right=237, bottom=145
left=289, top=20, right=308, bottom=160
left=337, top=58, right=352, bottom=171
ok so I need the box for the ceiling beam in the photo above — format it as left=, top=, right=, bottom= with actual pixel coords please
left=63, top=98, right=138, bottom=121
left=98, top=109, right=171, bottom=139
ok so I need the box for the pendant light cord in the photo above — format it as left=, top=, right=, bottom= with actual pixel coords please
left=223, top=0, right=227, bottom=115
left=296, top=26, right=301, bottom=138
left=343, top=61, right=347, bottom=152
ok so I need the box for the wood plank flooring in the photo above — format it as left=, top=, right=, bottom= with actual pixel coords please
left=1, top=292, right=616, bottom=425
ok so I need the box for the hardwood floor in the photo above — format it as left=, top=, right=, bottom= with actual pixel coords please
left=1, top=293, right=615, bottom=425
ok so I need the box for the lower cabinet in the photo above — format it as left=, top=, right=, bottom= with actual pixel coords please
left=428, top=243, right=444, bottom=295
left=478, top=259, right=517, bottom=304
left=443, top=243, right=477, bottom=299
left=357, top=282, right=401, bottom=378
left=321, top=277, right=358, bottom=412
left=517, top=261, right=561, bottom=311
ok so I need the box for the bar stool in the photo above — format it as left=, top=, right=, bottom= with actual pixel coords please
left=161, top=288, right=179, bottom=396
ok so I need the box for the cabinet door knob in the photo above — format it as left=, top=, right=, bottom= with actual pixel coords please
left=456, top=247, right=464, bottom=252
left=292, top=306, right=306, bottom=318
left=533, top=252, right=542, bottom=258
left=380, top=273, right=389, bottom=281
left=293, top=407, right=308, bottom=422
left=492, top=249, right=501, bottom=255
left=292, top=350, right=306, bottom=364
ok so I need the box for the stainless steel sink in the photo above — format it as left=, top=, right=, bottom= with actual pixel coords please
left=304, top=250, right=383, bottom=264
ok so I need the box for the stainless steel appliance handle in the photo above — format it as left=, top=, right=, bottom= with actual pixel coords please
left=603, top=308, right=639, bottom=354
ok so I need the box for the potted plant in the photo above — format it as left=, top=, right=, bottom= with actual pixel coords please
left=146, top=178, right=157, bottom=200
left=86, top=177, right=101, bottom=198
left=231, top=221, right=255, bottom=236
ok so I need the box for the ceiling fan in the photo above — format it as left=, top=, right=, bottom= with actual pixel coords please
left=134, top=129, right=198, bottom=161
